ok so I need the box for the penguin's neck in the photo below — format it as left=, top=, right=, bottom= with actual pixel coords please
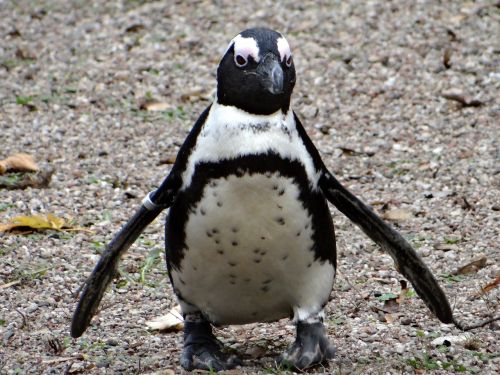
left=205, top=101, right=293, bottom=134
left=180, top=102, right=321, bottom=191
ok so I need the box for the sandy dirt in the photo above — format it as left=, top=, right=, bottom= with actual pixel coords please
left=0, top=1, right=499, bottom=374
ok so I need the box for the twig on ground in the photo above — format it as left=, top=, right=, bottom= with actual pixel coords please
left=15, top=308, right=27, bottom=329
left=0, top=279, right=21, bottom=289
left=453, top=315, right=500, bottom=331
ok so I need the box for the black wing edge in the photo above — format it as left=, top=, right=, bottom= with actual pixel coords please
left=319, top=170, right=453, bottom=324
left=293, top=111, right=452, bottom=323
left=70, top=105, right=212, bottom=338
left=70, top=177, right=177, bottom=338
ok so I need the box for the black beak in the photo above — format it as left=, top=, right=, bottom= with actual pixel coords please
left=256, top=53, right=284, bottom=95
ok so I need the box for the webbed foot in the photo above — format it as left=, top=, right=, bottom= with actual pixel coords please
left=278, top=321, right=336, bottom=370
left=181, top=321, right=242, bottom=371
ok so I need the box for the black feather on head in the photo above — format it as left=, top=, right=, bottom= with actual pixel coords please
left=217, top=27, right=296, bottom=115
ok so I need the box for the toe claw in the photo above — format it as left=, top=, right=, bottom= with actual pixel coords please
left=181, top=321, right=242, bottom=371
left=181, top=342, right=242, bottom=371
left=278, top=321, right=336, bottom=370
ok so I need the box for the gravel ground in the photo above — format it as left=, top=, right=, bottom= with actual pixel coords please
left=1, top=1, right=499, bottom=374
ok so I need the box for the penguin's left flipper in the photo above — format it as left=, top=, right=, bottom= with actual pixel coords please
left=70, top=176, right=178, bottom=338
left=319, top=170, right=454, bottom=324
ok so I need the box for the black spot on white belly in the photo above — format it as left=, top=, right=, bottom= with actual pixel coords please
left=167, top=172, right=335, bottom=324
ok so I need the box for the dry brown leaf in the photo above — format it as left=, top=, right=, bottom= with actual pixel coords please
left=0, top=169, right=53, bottom=190
left=145, top=102, right=171, bottom=111
left=442, top=89, right=483, bottom=107
left=125, top=23, right=145, bottom=33
left=148, top=370, right=175, bottom=375
left=443, top=48, right=452, bottom=69
left=145, top=305, right=184, bottom=332
left=479, top=274, right=500, bottom=295
left=381, top=208, right=412, bottom=221
left=338, top=147, right=374, bottom=157
left=0, top=153, right=38, bottom=174
left=384, top=313, right=397, bottom=323
left=157, top=155, right=176, bottom=165
left=180, top=87, right=207, bottom=102
left=0, top=214, right=88, bottom=233
left=454, top=257, right=487, bottom=275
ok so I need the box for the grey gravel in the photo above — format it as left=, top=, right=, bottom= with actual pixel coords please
left=1, top=0, right=499, bottom=374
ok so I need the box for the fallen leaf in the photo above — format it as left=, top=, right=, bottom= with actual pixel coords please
left=443, top=48, right=452, bottom=69
left=442, top=89, right=483, bottom=107
left=454, top=257, right=487, bottom=275
left=338, top=147, right=374, bottom=157
left=0, top=153, right=38, bottom=174
left=15, top=46, right=36, bottom=61
left=220, top=370, right=245, bottom=375
left=7, top=28, right=21, bottom=38
left=378, top=280, right=411, bottom=320
left=157, top=155, right=176, bottom=165
left=339, top=147, right=361, bottom=156
left=145, top=305, right=184, bottom=332
left=369, top=200, right=388, bottom=206
left=147, top=370, right=175, bottom=375
left=125, top=23, right=145, bottom=33
left=434, top=243, right=459, bottom=252
left=0, top=169, right=53, bottom=190
left=384, top=313, right=397, bottom=323
left=180, top=87, right=208, bottom=102
left=139, top=98, right=172, bottom=112
left=0, top=214, right=89, bottom=233
left=479, top=274, right=500, bottom=295
left=381, top=208, right=412, bottom=221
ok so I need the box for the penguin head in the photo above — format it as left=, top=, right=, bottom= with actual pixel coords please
left=216, top=28, right=296, bottom=115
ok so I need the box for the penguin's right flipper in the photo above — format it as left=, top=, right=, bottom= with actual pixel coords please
left=319, top=170, right=453, bottom=325
left=70, top=105, right=211, bottom=338
left=70, top=176, right=178, bottom=338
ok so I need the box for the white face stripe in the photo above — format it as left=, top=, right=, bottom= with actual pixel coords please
left=277, top=36, right=291, bottom=62
left=226, top=34, right=260, bottom=63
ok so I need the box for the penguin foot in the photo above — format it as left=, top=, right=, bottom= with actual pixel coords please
left=278, top=321, right=336, bottom=370
left=181, top=321, right=242, bottom=371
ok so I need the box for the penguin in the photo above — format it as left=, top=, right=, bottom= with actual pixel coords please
left=71, top=27, right=453, bottom=371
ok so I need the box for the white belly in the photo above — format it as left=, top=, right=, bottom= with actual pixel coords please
left=170, top=172, right=335, bottom=325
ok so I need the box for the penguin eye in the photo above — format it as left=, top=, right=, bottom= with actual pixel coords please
left=285, top=55, right=293, bottom=68
left=234, top=54, right=248, bottom=68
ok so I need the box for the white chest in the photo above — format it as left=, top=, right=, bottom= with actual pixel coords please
left=180, top=103, right=321, bottom=191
